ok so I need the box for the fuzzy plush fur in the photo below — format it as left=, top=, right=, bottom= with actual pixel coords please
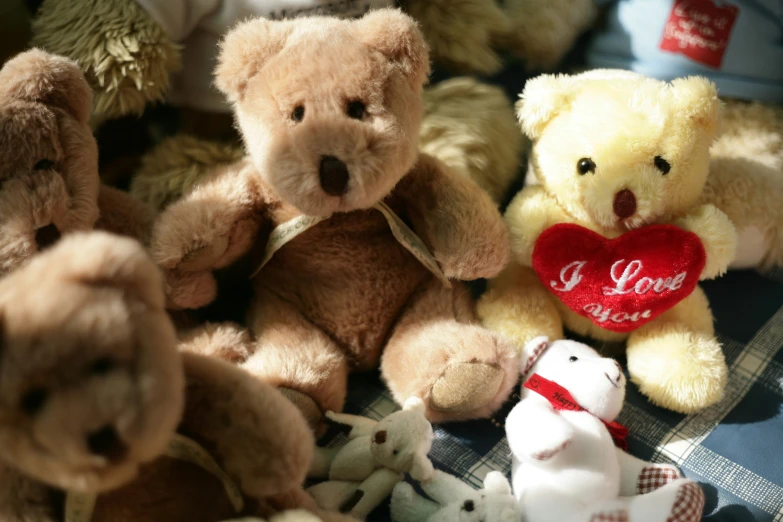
left=0, top=49, right=154, bottom=276
left=151, top=11, right=519, bottom=427
left=506, top=337, right=704, bottom=522
left=0, top=231, right=318, bottom=522
left=479, top=70, right=736, bottom=414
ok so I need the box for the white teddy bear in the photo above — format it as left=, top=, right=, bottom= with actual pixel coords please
left=307, top=397, right=435, bottom=520
left=390, top=469, right=522, bottom=522
left=505, top=336, right=706, bottom=522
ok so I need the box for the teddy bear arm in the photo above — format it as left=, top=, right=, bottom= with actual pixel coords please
left=672, top=204, right=738, bottom=280
left=399, top=153, right=510, bottom=281
left=348, top=468, right=403, bottom=520
left=32, top=0, right=180, bottom=122
left=96, top=185, right=155, bottom=244
left=150, top=163, right=270, bottom=274
left=505, top=399, right=574, bottom=462
left=324, top=411, right=379, bottom=439
left=179, top=353, right=314, bottom=501
left=504, top=186, right=569, bottom=266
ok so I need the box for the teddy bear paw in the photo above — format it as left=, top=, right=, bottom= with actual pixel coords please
left=666, top=481, right=705, bottom=522
left=429, top=362, right=505, bottom=415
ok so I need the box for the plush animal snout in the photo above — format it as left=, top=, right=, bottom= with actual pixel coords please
left=34, top=224, right=61, bottom=250
left=86, top=425, right=128, bottom=461
left=613, top=189, right=637, bottom=219
left=319, top=155, right=350, bottom=196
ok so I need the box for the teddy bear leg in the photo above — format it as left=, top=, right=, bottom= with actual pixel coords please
left=477, top=263, right=564, bottom=351
left=390, top=482, right=441, bottom=522
left=178, top=321, right=253, bottom=364
left=587, top=480, right=704, bottom=522
left=382, top=278, right=520, bottom=422
left=626, top=287, right=728, bottom=414
left=614, top=448, right=683, bottom=496
left=243, top=288, right=349, bottom=433
left=420, top=77, right=523, bottom=203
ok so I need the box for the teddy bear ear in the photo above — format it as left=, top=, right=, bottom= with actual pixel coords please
left=483, top=471, right=512, bottom=494
left=50, top=232, right=166, bottom=310
left=215, top=18, right=294, bottom=103
left=516, top=73, right=575, bottom=140
left=0, top=49, right=92, bottom=125
left=668, top=76, right=720, bottom=138
left=402, top=396, right=426, bottom=413
left=351, top=9, right=430, bottom=87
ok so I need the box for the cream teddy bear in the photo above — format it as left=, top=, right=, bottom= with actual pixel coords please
left=506, top=336, right=705, bottom=522
left=390, top=469, right=522, bottom=522
left=479, top=69, right=737, bottom=414
left=308, top=397, right=434, bottom=520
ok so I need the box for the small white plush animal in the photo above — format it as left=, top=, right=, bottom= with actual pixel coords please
left=390, top=469, right=522, bottom=522
left=308, top=397, right=435, bottom=520
left=506, top=336, right=705, bottom=522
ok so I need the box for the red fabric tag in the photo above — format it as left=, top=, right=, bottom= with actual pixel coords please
left=659, top=0, right=740, bottom=69
left=532, top=223, right=706, bottom=333
left=524, top=373, right=629, bottom=450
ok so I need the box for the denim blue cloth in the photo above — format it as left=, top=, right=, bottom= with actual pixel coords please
left=586, top=0, right=783, bottom=103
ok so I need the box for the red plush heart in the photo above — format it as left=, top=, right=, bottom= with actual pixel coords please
left=532, top=224, right=706, bottom=333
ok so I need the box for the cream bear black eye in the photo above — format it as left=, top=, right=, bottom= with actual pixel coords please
left=569, top=356, right=578, bottom=362
left=291, top=105, right=305, bottom=122
left=89, top=357, right=115, bottom=376
left=21, top=388, right=48, bottom=415
left=392, top=449, right=399, bottom=455
left=577, top=158, right=596, bottom=175
left=347, top=100, right=366, bottom=120
left=33, top=159, right=55, bottom=171
left=654, top=156, right=671, bottom=175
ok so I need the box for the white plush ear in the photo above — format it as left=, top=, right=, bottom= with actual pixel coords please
left=403, top=396, right=426, bottom=413
left=669, top=76, right=720, bottom=139
left=483, top=471, right=512, bottom=495
left=516, top=74, right=575, bottom=139
left=520, top=336, right=550, bottom=377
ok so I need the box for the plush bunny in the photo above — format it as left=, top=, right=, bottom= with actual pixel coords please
left=505, top=336, right=705, bottom=522
left=307, top=398, right=434, bottom=520
left=390, top=469, right=521, bottom=522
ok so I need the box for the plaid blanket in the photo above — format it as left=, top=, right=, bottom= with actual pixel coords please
left=322, top=267, right=783, bottom=522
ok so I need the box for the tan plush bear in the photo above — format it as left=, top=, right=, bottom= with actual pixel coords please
left=0, top=49, right=153, bottom=276
left=149, top=10, right=519, bottom=429
left=478, top=69, right=737, bottom=414
left=0, top=231, right=320, bottom=522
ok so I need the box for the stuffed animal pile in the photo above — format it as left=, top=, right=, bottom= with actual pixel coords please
left=1, top=2, right=779, bottom=521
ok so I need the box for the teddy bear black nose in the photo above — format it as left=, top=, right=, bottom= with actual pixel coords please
left=463, top=500, right=475, bottom=512
left=613, top=189, right=637, bottom=219
left=86, top=425, right=128, bottom=461
left=35, top=224, right=61, bottom=250
left=319, top=155, right=349, bottom=196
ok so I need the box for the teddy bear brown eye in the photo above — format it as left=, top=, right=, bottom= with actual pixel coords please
left=21, top=388, right=49, bottom=415
left=89, top=357, right=115, bottom=376
left=569, top=356, right=578, bottom=362
left=347, top=100, right=366, bottom=120
left=577, top=158, right=596, bottom=175
left=654, top=156, right=671, bottom=175
left=291, top=105, right=305, bottom=122
left=33, top=159, right=55, bottom=171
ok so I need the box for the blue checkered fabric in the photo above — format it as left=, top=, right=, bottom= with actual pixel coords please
left=323, top=267, right=783, bottom=522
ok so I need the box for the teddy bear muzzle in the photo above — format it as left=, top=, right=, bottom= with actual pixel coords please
left=613, top=189, right=637, bottom=219
left=319, top=155, right=350, bottom=196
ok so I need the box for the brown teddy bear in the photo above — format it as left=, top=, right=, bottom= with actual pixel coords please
left=0, top=49, right=153, bottom=276
left=0, top=231, right=325, bottom=522
left=149, top=9, right=520, bottom=428
left=478, top=70, right=737, bottom=414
